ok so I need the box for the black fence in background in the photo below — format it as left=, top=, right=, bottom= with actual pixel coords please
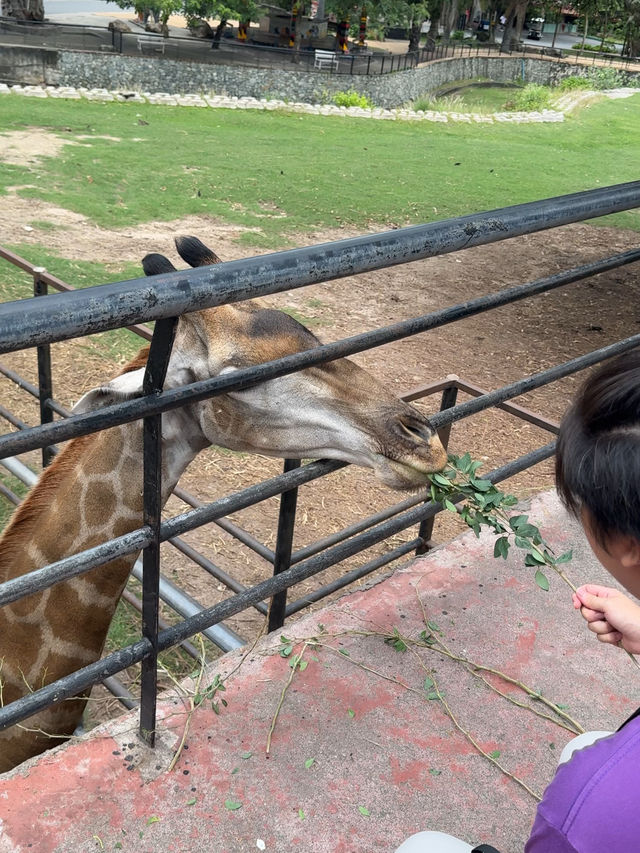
left=1, top=16, right=638, bottom=76
left=0, top=182, right=639, bottom=751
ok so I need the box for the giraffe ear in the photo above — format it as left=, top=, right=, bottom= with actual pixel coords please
left=72, top=368, right=146, bottom=414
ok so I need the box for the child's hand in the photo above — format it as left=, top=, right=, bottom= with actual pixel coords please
left=572, top=584, right=640, bottom=654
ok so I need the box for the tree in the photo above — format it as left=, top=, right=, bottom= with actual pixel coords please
left=1, top=0, right=44, bottom=21
left=622, top=0, right=640, bottom=55
left=107, top=0, right=182, bottom=32
left=499, top=0, right=528, bottom=52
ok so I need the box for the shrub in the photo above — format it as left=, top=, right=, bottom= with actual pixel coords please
left=586, top=67, right=627, bottom=90
left=572, top=41, right=618, bottom=54
left=557, top=75, right=592, bottom=92
left=332, top=89, right=374, bottom=109
left=411, top=93, right=464, bottom=112
left=508, top=83, right=551, bottom=111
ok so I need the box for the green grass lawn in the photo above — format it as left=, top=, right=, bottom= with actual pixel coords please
left=1, top=93, right=639, bottom=245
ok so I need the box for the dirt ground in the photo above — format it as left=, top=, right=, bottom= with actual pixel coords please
left=2, top=132, right=640, bottom=715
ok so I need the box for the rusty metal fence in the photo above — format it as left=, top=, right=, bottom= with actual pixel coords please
left=1, top=182, right=639, bottom=748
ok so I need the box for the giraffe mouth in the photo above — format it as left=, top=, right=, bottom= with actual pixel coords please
left=373, top=439, right=448, bottom=490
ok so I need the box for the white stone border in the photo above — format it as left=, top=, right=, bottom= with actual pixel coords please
left=0, top=82, right=637, bottom=124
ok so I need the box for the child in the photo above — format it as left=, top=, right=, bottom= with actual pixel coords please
left=396, top=350, right=640, bottom=853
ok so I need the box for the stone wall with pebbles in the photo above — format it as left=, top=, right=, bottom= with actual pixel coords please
left=1, top=43, right=638, bottom=108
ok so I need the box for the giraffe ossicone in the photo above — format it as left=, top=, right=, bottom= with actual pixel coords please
left=0, top=236, right=446, bottom=772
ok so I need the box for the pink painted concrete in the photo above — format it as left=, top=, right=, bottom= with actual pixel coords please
left=1, top=491, right=637, bottom=853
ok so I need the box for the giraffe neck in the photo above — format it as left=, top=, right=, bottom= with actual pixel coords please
left=0, top=407, right=207, bottom=772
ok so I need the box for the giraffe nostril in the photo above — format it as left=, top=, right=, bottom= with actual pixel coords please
left=399, top=416, right=435, bottom=443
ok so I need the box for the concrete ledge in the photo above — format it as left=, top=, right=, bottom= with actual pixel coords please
left=0, top=490, right=636, bottom=853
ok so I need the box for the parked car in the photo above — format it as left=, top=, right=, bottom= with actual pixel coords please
left=527, top=18, right=544, bottom=39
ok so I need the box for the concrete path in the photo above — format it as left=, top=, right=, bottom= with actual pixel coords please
left=1, top=490, right=637, bottom=852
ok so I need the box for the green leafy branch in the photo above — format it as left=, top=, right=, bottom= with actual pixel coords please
left=430, top=453, right=640, bottom=673
left=428, top=453, right=575, bottom=593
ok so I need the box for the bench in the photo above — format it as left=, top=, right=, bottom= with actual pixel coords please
left=137, top=34, right=166, bottom=53
left=314, top=49, right=338, bottom=71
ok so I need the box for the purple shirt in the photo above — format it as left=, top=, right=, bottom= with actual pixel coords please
left=525, top=714, right=640, bottom=853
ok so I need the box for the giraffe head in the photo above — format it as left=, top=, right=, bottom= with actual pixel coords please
left=76, top=237, right=446, bottom=489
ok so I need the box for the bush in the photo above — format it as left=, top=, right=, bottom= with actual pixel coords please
left=557, top=75, right=592, bottom=92
left=332, top=89, right=374, bottom=109
left=411, top=93, right=464, bottom=112
left=508, top=83, right=551, bottom=111
left=572, top=41, right=618, bottom=54
left=449, top=30, right=465, bottom=41
left=587, top=67, right=627, bottom=89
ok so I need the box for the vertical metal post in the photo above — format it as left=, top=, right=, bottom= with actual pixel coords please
left=139, top=316, right=178, bottom=748
left=415, top=378, right=459, bottom=556
left=267, top=458, right=300, bottom=633
left=33, top=269, right=54, bottom=468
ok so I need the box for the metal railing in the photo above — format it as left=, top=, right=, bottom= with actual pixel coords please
left=0, top=182, right=639, bottom=750
left=2, top=16, right=637, bottom=76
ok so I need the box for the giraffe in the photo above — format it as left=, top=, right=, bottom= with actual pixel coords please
left=0, top=236, right=447, bottom=772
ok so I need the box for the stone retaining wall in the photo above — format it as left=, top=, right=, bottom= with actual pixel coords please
left=0, top=43, right=638, bottom=107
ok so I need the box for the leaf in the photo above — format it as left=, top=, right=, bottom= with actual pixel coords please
left=555, top=550, right=573, bottom=564
left=493, top=536, right=509, bottom=559
left=458, top=452, right=472, bottom=473
left=338, top=648, right=350, bottom=656
left=231, top=767, right=239, bottom=775
left=426, top=691, right=440, bottom=701
left=224, top=799, right=243, bottom=811
left=509, top=514, right=529, bottom=530
left=516, top=523, right=539, bottom=539
left=534, top=569, right=550, bottom=591
left=423, top=677, right=434, bottom=691
left=241, top=751, right=253, bottom=759
left=470, top=478, right=492, bottom=492
left=298, top=809, right=306, bottom=820
left=186, top=797, right=197, bottom=806
left=280, top=645, right=293, bottom=658
left=427, top=620, right=441, bottom=633
left=444, top=499, right=457, bottom=513
left=431, top=473, right=452, bottom=487
left=146, top=817, right=160, bottom=825
left=348, top=709, right=355, bottom=718
left=526, top=548, right=546, bottom=564
left=358, top=806, right=370, bottom=817
left=488, top=750, right=501, bottom=760
left=304, top=757, right=315, bottom=769
left=298, top=660, right=308, bottom=671
left=429, top=768, right=442, bottom=776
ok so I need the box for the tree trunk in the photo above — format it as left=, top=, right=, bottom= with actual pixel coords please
left=408, top=20, right=422, bottom=52
left=211, top=18, right=227, bottom=47
left=445, top=0, right=459, bottom=39
left=500, top=0, right=527, bottom=53
left=551, top=12, right=560, bottom=48
left=426, top=0, right=443, bottom=48
left=581, top=11, right=588, bottom=50
left=600, top=9, right=609, bottom=50
left=1, top=0, right=44, bottom=21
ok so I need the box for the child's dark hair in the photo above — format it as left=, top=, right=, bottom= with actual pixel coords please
left=556, top=349, right=640, bottom=546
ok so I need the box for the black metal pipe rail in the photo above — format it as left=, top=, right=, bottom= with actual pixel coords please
left=2, top=241, right=639, bottom=462
left=1, top=183, right=639, bottom=355
left=1, top=183, right=639, bottom=746
left=0, top=445, right=555, bottom=732
left=2, top=328, right=639, bottom=612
